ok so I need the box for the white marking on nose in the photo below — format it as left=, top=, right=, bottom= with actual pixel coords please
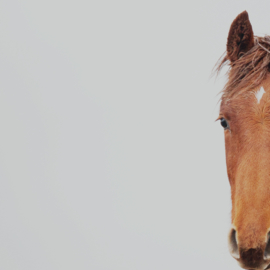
left=255, top=86, right=265, bottom=103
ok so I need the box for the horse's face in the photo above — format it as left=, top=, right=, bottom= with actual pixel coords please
left=221, top=85, right=270, bottom=269
left=219, top=11, right=270, bottom=270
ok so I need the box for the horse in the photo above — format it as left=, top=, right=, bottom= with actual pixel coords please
left=216, top=11, right=270, bottom=270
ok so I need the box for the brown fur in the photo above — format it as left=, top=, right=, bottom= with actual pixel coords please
left=217, top=11, right=270, bottom=270
left=227, top=11, right=254, bottom=62
left=217, top=35, right=270, bottom=100
left=220, top=78, right=270, bottom=269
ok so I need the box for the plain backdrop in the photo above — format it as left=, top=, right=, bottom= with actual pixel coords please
left=0, top=1, right=269, bottom=269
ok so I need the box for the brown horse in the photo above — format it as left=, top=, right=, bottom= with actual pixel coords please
left=217, top=11, right=270, bottom=270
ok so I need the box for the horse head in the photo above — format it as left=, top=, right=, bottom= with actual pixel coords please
left=218, top=11, right=270, bottom=270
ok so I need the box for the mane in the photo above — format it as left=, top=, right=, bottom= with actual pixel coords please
left=216, top=36, right=270, bottom=100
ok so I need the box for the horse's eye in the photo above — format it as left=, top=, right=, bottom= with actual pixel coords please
left=220, top=118, right=229, bottom=129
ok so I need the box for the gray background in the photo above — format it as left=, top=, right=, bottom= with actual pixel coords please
left=0, top=0, right=268, bottom=269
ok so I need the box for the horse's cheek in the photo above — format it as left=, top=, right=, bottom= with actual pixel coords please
left=224, top=132, right=235, bottom=184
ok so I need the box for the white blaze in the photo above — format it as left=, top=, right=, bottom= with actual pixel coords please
left=255, top=86, right=265, bottom=103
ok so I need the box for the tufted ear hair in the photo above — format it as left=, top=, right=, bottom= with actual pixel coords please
left=227, top=11, right=254, bottom=62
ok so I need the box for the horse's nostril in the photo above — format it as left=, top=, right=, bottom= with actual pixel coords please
left=228, top=228, right=240, bottom=259
left=264, top=232, right=270, bottom=260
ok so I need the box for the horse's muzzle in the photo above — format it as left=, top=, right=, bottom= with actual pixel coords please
left=228, top=228, right=270, bottom=270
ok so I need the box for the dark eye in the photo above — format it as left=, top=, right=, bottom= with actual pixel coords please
left=220, top=118, right=229, bottom=130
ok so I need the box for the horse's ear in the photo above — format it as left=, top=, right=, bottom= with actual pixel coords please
left=227, top=11, right=254, bottom=62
